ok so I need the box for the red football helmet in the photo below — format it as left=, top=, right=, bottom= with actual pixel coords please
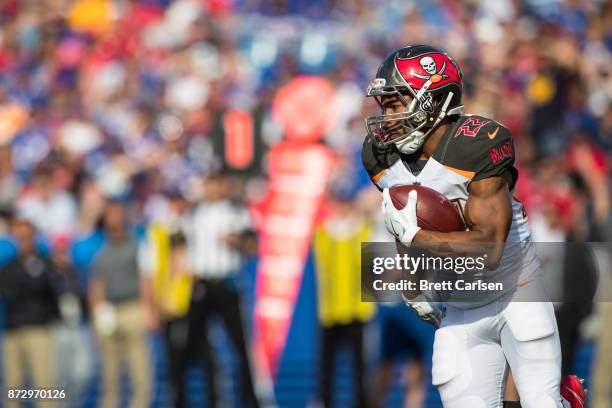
left=365, top=45, right=464, bottom=154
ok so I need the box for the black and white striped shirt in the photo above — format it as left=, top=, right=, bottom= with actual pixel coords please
left=187, top=200, right=252, bottom=279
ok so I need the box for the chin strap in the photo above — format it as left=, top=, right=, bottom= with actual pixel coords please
left=431, top=91, right=453, bottom=128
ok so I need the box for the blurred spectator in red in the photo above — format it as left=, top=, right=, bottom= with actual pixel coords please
left=531, top=166, right=601, bottom=379
left=566, top=135, right=610, bottom=239
left=0, top=218, right=59, bottom=408
left=185, top=174, right=259, bottom=407
left=88, top=202, right=153, bottom=408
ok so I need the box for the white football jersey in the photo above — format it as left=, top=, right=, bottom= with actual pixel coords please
left=362, top=115, right=541, bottom=308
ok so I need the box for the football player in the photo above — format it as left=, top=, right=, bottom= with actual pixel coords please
left=362, top=45, right=587, bottom=408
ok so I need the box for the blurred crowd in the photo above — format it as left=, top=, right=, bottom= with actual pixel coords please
left=0, top=0, right=611, bottom=407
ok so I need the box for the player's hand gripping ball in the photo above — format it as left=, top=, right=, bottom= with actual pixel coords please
left=382, top=188, right=420, bottom=246
left=382, top=184, right=466, bottom=245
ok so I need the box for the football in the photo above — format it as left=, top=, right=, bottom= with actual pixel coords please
left=389, top=184, right=466, bottom=232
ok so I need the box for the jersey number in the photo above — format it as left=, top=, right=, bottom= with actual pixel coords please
left=454, top=118, right=490, bottom=138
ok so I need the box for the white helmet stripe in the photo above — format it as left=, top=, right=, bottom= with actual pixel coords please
left=408, top=80, right=432, bottom=113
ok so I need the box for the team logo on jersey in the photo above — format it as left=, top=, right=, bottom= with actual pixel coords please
left=454, top=117, right=491, bottom=138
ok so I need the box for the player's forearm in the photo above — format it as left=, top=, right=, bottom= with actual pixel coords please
left=413, top=229, right=505, bottom=268
left=413, top=227, right=491, bottom=244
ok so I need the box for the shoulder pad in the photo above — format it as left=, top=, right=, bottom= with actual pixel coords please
left=436, top=116, right=517, bottom=185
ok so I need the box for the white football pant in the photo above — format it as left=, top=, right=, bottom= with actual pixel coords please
left=432, top=300, right=563, bottom=408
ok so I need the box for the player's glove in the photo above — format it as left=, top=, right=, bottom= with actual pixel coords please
left=382, top=188, right=421, bottom=246
left=401, top=292, right=446, bottom=328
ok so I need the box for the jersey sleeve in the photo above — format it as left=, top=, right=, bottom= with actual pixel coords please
left=441, top=117, right=518, bottom=189
left=472, top=125, right=516, bottom=182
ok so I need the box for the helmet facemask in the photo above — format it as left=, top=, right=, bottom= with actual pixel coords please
left=365, top=80, right=455, bottom=154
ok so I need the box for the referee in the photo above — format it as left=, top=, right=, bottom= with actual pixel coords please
left=185, top=173, right=259, bottom=408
